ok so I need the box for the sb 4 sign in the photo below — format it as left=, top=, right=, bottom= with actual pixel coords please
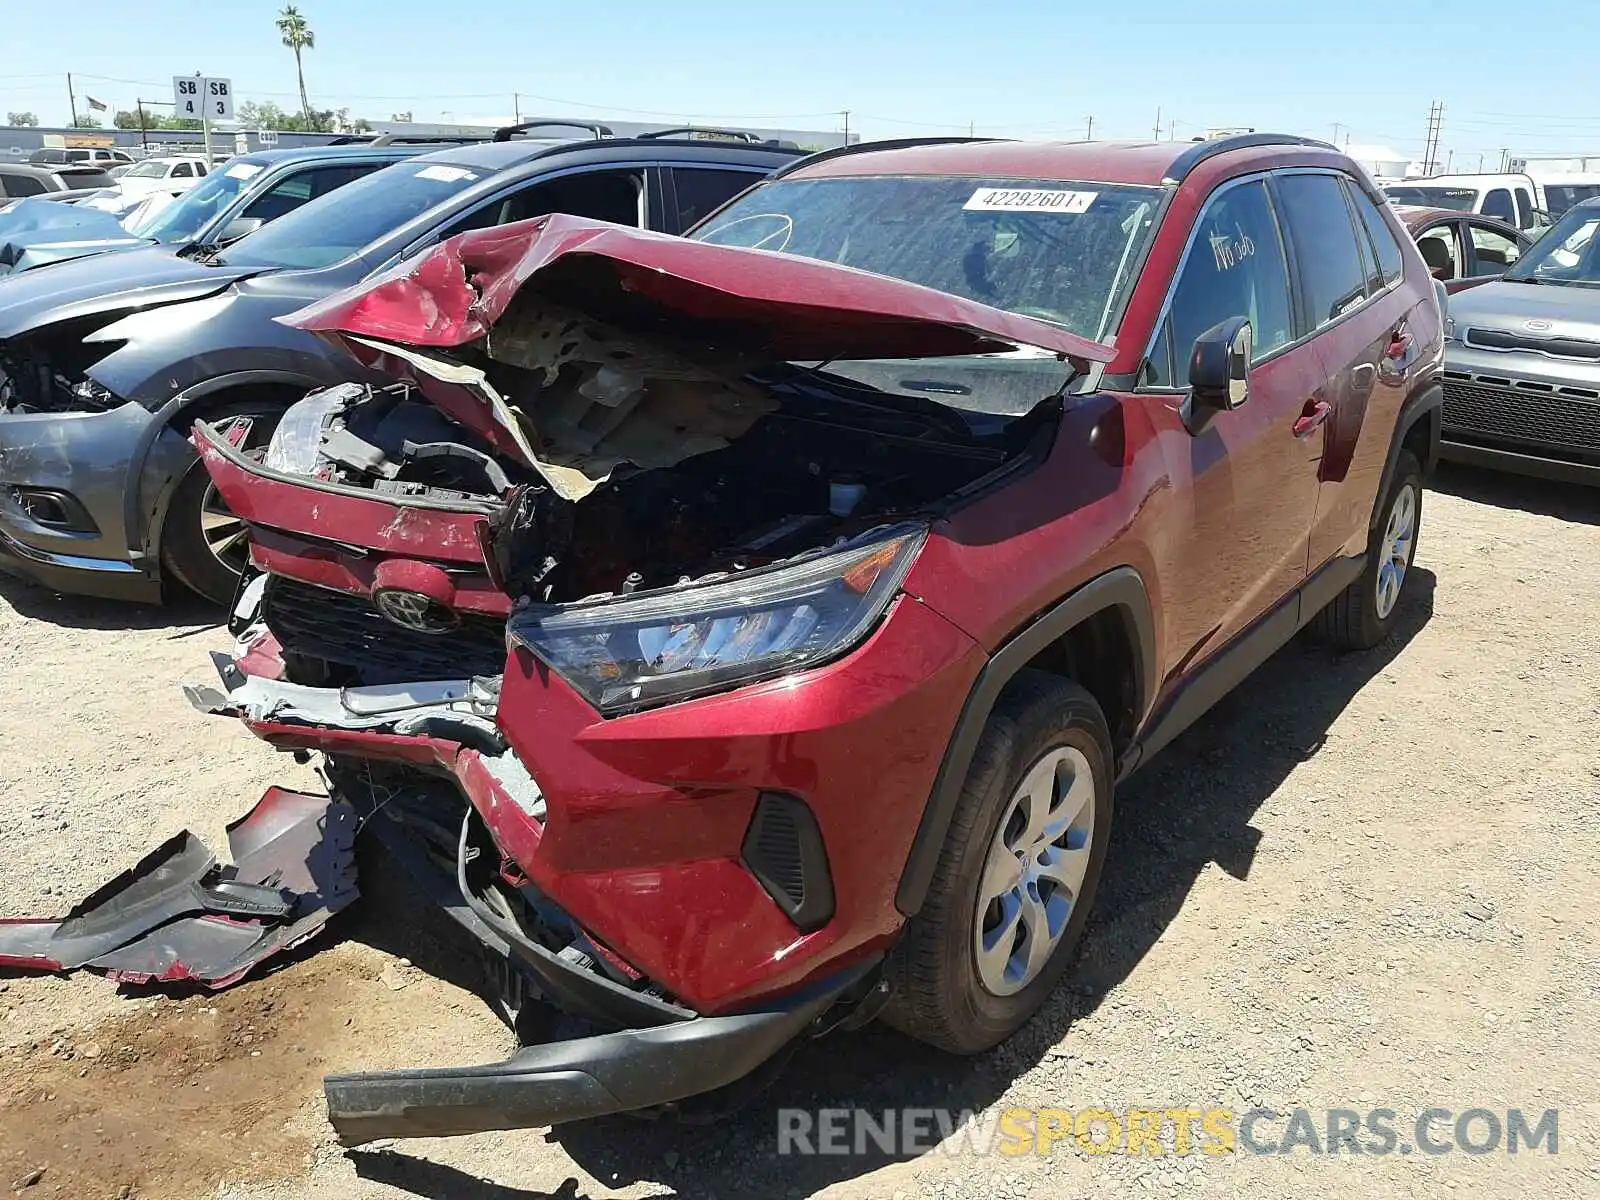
left=172, top=76, right=233, bottom=121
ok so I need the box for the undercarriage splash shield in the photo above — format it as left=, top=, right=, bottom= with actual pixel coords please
left=0, top=789, right=358, bottom=988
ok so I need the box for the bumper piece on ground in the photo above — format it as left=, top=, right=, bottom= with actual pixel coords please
left=0, top=789, right=357, bottom=988
left=325, top=969, right=855, bottom=1144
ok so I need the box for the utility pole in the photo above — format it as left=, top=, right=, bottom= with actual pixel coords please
left=1478, top=153, right=1484, bottom=172
left=1500, top=147, right=1510, bottom=172
left=66, top=72, right=76, bottom=124
left=1445, top=149, right=1453, bottom=171
left=136, top=99, right=148, bottom=150
left=840, top=109, right=850, bottom=147
left=1333, top=121, right=1344, bottom=145
left=968, top=120, right=975, bottom=136
left=1085, top=115, right=1094, bottom=141
left=1168, top=118, right=1176, bottom=140
left=1154, top=107, right=1162, bottom=140
left=513, top=93, right=521, bottom=123
left=1422, top=100, right=1444, bottom=175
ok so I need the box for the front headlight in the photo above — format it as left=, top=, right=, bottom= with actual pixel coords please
left=509, top=528, right=927, bottom=714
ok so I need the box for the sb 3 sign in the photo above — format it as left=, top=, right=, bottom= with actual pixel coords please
left=173, top=76, right=234, bottom=121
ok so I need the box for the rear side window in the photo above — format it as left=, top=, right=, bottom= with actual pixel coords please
left=1482, top=188, right=1515, bottom=224
left=1514, top=187, right=1533, bottom=228
left=672, top=167, right=762, bottom=231
left=1146, top=178, right=1294, bottom=387
left=1275, top=173, right=1369, bottom=330
left=1347, top=184, right=1406, bottom=288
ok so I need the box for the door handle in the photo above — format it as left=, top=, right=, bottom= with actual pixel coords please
left=1293, top=400, right=1332, bottom=438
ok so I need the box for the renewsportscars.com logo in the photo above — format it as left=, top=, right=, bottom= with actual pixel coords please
left=777, top=1107, right=1559, bottom=1158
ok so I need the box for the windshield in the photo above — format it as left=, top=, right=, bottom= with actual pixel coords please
left=1383, top=185, right=1478, bottom=211
left=124, top=161, right=169, bottom=180
left=129, top=160, right=259, bottom=242
left=690, top=175, right=1160, bottom=414
left=1505, top=204, right=1600, bottom=285
left=216, top=159, right=483, bottom=270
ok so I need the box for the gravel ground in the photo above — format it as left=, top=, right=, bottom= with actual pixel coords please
left=1, top=461, right=1596, bottom=1200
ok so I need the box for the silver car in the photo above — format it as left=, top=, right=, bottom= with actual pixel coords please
left=1442, top=197, right=1600, bottom=484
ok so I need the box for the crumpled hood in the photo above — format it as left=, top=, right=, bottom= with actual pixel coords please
left=285, top=213, right=1115, bottom=364
left=0, top=243, right=260, bottom=340
left=277, top=214, right=1113, bottom=499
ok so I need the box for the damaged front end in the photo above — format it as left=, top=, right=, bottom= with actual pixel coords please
left=144, top=215, right=1115, bottom=1140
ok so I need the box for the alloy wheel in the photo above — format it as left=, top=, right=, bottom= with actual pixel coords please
left=1375, top=482, right=1417, bottom=620
left=973, top=746, right=1097, bottom=996
left=199, top=479, right=251, bottom=577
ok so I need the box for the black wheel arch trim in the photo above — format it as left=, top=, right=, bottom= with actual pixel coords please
left=124, top=370, right=323, bottom=564
left=894, top=566, right=1157, bottom=917
left=1371, top=378, right=1441, bottom=533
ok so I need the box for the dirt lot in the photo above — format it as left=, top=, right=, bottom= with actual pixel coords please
left=1, top=462, right=1597, bottom=1200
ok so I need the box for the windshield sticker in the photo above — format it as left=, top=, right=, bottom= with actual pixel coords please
left=415, top=165, right=477, bottom=184
left=964, top=188, right=1099, bottom=214
left=224, top=163, right=264, bottom=180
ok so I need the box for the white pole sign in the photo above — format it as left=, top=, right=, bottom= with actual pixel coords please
left=172, top=76, right=202, bottom=119
left=203, top=78, right=234, bottom=121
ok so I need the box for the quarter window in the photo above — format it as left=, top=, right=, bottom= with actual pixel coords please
left=1275, top=173, right=1370, bottom=331
left=1146, top=179, right=1294, bottom=387
left=1347, top=185, right=1406, bottom=288
left=672, top=167, right=762, bottom=231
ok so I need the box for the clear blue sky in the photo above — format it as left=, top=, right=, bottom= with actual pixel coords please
left=5, top=0, right=1597, bottom=166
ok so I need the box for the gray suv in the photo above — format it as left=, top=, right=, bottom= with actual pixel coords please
left=0, top=133, right=797, bottom=604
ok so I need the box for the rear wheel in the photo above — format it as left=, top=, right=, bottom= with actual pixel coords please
left=882, top=672, right=1113, bottom=1054
left=1312, top=449, right=1422, bottom=650
left=160, top=402, right=282, bottom=605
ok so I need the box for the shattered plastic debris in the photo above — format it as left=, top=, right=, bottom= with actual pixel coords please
left=0, top=790, right=358, bottom=989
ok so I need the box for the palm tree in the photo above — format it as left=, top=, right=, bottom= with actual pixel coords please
left=276, top=6, right=315, bottom=127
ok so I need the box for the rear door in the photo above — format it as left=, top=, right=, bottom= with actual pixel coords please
left=1141, top=175, right=1324, bottom=666
left=1280, top=173, right=1417, bottom=570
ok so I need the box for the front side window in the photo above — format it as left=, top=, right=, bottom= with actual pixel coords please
left=1482, top=188, right=1515, bottom=224
left=1275, top=173, right=1369, bottom=330
left=673, top=167, right=762, bottom=230
left=1469, top=224, right=1522, bottom=275
left=434, top=167, right=647, bottom=241
left=172, top=162, right=194, bottom=179
left=1147, top=179, right=1294, bottom=387
left=124, top=160, right=168, bottom=180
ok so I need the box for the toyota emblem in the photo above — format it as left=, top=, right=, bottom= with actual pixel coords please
left=373, top=588, right=460, bottom=634
left=1524, top=319, right=1553, bottom=333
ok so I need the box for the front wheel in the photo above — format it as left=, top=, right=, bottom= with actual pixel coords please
left=160, top=403, right=281, bottom=605
left=1312, top=449, right=1422, bottom=650
left=881, top=672, right=1114, bottom=1055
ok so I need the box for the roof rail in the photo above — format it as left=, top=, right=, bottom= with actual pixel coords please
left=639, top=126, right=760, bottom=143
left=771, top=136, right=1006, bottom=180
left=326, top=132, right=491, bottom=147
left=1162, top=132, right=1338, bottom=184
left=492, top=120, right=613, bottom=143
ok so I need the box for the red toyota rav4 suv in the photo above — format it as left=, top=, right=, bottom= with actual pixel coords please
left=188, top=134, right=1442, bottom=1141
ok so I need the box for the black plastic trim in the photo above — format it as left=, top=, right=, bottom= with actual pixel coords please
left=1129, top=553, right=1364, bottom=769
left=1439, top=437, right=1600, bottom=484
left=742, top=792, right=836, bottom=932
left=1162, top=133, right=1338, bottom=184
left=894, top=567, right=1157, bottom=916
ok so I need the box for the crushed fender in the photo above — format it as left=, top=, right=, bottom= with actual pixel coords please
left=0, top=789, right=358, bottom=988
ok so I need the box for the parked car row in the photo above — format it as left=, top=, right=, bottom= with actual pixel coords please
left=0, top=128, right=1582, bottom=1148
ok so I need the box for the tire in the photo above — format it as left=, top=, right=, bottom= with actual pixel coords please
left=881, top=671, right=1114, bottom=1055
left=160, top=401, right=283, bottom=605
left=1311, top=449, right=1422, bottom=651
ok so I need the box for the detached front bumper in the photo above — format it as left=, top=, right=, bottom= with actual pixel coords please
left=187, top=653, right=881, bottom=1142
left=0, top=401, right=171, bottom=601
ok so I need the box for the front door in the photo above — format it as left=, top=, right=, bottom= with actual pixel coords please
left=1142, top=175, right=1324, bottom=676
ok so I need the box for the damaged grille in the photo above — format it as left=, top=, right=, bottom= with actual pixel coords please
left=262, top=576, right=508, bottom=684
left=1443, top=373, right=1600, bottom=463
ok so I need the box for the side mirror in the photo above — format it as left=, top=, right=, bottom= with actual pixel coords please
left=217, top=216, right=263, bottom=245
left=1188, top=317, right=1253, bottom=414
